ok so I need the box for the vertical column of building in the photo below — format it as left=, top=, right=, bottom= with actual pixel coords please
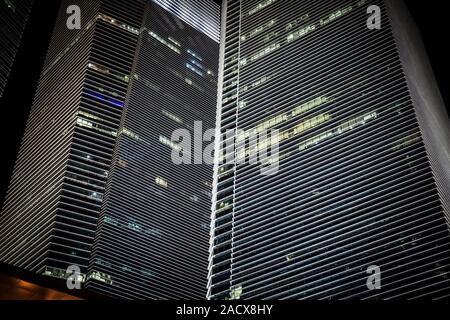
left=208, top=0, right=242, bottom=300
left=0, top=0, right=33, bottom=99
left=85, top=0, right=220, bottom=299
left=0, top=0, right=147, bottom=281
left=0, top=0, right=101, bottom=274
left=50, top=0, right=147, bottom=278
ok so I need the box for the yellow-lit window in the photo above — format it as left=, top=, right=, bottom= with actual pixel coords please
left=155, top=176, right=168, bottom=188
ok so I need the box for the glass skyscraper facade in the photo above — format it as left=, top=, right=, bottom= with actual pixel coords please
left=0, top=0, right=219, bottom=299
left=0, top=0, right=33, bottom=99
left=208, top=0, right=450, bottom=300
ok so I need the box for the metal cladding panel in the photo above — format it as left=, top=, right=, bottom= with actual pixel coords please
left=0, top=0, right=33, bottom=99
left=84, top=1, right=219, bottom=299
left=208, top=0, right=450, bottom=300
left=151, top=0, right=220, bottom=43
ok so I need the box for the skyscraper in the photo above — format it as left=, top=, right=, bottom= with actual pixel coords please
left=208, top=0, right=450, bottom=300
left=0, top=0, right=219, bottom=299
left=0, top=0, right=33, bottom=99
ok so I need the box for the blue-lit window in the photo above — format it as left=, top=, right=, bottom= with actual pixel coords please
left=85, top=89, right=124, bottom=108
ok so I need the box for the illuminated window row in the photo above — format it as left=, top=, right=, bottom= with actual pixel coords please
left=159, top=135, right=183, bottom=152
left=188, top=60, right=215, bottom=77
left=240, top=0, right=370, bottom=67
left=286, top=24, right=317, bottom=43
left=43, top=19, right=96, bottom=76
left=43, top=266, right=85, bottom=282
left=186, top=63, right=204, bottom=77
left=223, top=92, right=238, bottom=104
left=237, top=113, right=332, bottom=161
left=168, top=36, right=181, bottom=47
left=66, top=173, right=104, bottom=188
left=238, top=95, right=331, bottom=141
left=190, top=59, right=205, bottom=70
left=392, top=131, right=421, bottom=150
left=155, top=176, right=169, bottom=188
left=299, top=111, right=378, bottom=151
left=43, top=266, right=113, bottom=286
left=240, top=74, right=275, bottom=94
left=86, top=271, right=113, bottom=285
left=217, top=201, right=231, bottom=212
left=44, top=13, right=140, bottom=76
left=149, top=30, right=181, bottom=54
left=224, top=99, right=325, bottom=161
left=4, top=0, right=15, bottom=12
left=104, top=215, right=163, bottom=237
left=98, top=13, right=140, bottom=35
left=187, top=49, right=203, bottom=61
left=280, top=113, right=332, bottom=141
left=162, top=109, right=183, bottom=124
left=286, top=14, right=310, bottom=31
left=120, top=128, right=140, bottom=141
left=229, top=284, right=243, bottom=300
left=85, top=89, right=124, bottom=108
left=291, top=95, right=332, bottom=117
left=238, top=101, right=247, bottom=110
left=257, top=111, right=378, bottom=167
left=240, top=43, right=281, bottom=66
left=185, top=77, right=205, bottom=92
left=95, top=86, right=120, bottom=97
left=221, top=95, right=333, bottom=163
left=319, top=4, right=354, bottom=27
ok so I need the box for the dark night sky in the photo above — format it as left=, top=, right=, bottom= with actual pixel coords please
left=0, top=0, right=449, bottom=207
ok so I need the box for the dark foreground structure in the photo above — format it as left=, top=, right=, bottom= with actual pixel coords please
left=208, top=0, right=450, bottom=300
left=0, top=0, right=219, bottom=299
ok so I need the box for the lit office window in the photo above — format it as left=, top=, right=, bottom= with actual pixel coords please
left=247, top=0, right=277, bottom=16
left=155, top=176, right=168, bottom=188
left=241, top=19, right=276, bottom=42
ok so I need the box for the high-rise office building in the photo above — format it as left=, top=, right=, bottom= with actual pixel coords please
left=0, top=0, right=33, bottom=99
left=208, top=0, right=450, bottom=300
left=0, top=0, right=219, bottom=299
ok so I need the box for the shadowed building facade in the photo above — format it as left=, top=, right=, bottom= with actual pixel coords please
left=208, top=0, right=450, bottom=300
left=0, top=0, right=33, bottom=99
left=0, top=0, right=219, bottom=299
